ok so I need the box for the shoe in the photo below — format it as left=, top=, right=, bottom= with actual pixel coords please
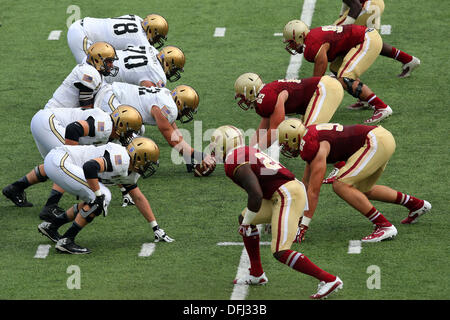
left=364, top=106, right=393, bottom=124
left=2, top=184, right=33, bottom=207
left=154, top=228, right=174, bottom=243
left=361, top=224, right=397, bottom=242
left=38, top=221, right=61, bottom=243
left=39, top=204, right=65, bottom=221
left=310, top=276, right=343, bottom=299
left=233, top=271, right=268, bottom=285
left=346, top=100, right=374, bottom=110
left=398, top=56, right=420, bottom=78
left=401, top=200, right=431, bottom=224
left=55, top=238, right=91, bottom=254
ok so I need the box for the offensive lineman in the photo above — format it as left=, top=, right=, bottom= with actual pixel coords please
left=37, top=137, right=173, bottom=254
left=209, top=125, right=343, bottom=299
left=67, top=14, right=168, bottom=63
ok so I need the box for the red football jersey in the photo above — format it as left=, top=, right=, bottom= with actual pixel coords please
left=254, top=77, right=321, bottom=117
left=300, top=123, right=377, bottom=163
left=303, top=24, right=367, bottom=62
left=224, top=146, right=295, bottom=199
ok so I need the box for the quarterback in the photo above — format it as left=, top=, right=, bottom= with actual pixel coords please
left=67, top=14, right=168, bottom=63
left=37, top=137, right=173, bottom=254
left=278, top=119, right=432, bottom=243
left=209, top=125, right=343, bottom=300
left=283, top=20, right=392, bottom=124
left=234, top=73, right=343, bottom=149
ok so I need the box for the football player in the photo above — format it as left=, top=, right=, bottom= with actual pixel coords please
left=3, top=106, right=143, bottom=214
left=94, top=82, right=216, bottom=174
left=37, top=137, right=173, bottom=254
left=278, top=118, right=432, bottom=243
left=334, top=0, right=420, bottom=109
left=67, top=14, right=168, bottom=64
left=102, top=44, right=185, bottom=88
left=234, top=72, right=343, bottom=149
left=209, top=125, right=343, bottom=300
left=283, top=20, right=393, bottom=124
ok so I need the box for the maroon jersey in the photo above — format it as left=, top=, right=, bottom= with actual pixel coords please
left=300, top=123, right=377, bottom=163
left=254, top=77, right=321, bottom=117
left=224, top=146, right=295, bottom=199
left=303, top=24, right=367, bottom=62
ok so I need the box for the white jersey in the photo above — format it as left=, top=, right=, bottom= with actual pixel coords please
left=111, top=82, right=178, bottom=125
left=45, top=63, right=103, bottom=109
left=104, top=45, right=166, bottom=87
left=82, top=15, right=149, bottom=50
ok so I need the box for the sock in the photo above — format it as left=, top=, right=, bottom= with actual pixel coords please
left=53, top=212, right=70, bottom=228
left=45, top=189, right=64, bottom=206
left=390, top=47, right=413, bottom=64
left=365, top=207, right=392, bottom=227
left=278, top=250, right=336, bottom=282
left=365, top=93, right=388, bottom=110
left=395, top=192, right=423, bottom=211
left=12, top=176, right=31, bottom=190
left=243, top=227, right=264, bottom=277
left=62, top=222, right=83, bottom=240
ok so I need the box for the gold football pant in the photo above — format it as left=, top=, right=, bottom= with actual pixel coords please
left=334, top=0, right=385, bottom=30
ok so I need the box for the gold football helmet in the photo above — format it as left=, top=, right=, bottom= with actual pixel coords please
left=234, top=73, right=264, bottom=110
left=171, top=85, right=199, bottom=123
left=209, top=125, right=244, bottom=161
left=278, top=118, right=306, bottom=158
left=157, top=46, right=185, bottom=82
left=127, top=137, right=160, bottom=178
left=283, top=20, right=310, bottom=55
left=86, top=42, right=119, bottom=76
left=141, top=14, right=168, bottom=49
left=111, top=105, right=144, bottom=145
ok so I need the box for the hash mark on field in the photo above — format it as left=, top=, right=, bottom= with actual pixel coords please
left=348, top=240, right=362, bottom=254
left=273, top=32, right=283, bottom=36
left=380, top=25, right=391, bottom=35
left=213, top=27, right=226, bottom=37
left=34, top=244, right=51, bottom=259
left=48, top=30, right=62, bottom=40
left=217, top=241, right=271, bottom=246
left=138, top=243, right=155, bottom=257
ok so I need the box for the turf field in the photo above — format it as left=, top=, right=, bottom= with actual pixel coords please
left=0, top=0, right=449, bottom=307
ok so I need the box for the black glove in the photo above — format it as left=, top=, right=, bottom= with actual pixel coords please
left=91, top=194, right=106, bottom=217
left=185, top=150, right=205, bottom=173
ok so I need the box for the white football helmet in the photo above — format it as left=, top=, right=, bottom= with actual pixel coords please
left=209, top=125, right=244, bottom=161
left=283, top=20, right=310, bottom=55
left=234, top=73, right=264, bottom=110
left=278, top=118, right=306, bottom=158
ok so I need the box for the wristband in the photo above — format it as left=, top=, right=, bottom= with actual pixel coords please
left=242, top=208, right=257, bottom=225
left=301, top=216, right=311, bottom=227
left=94, top=189, right=102, bottom=197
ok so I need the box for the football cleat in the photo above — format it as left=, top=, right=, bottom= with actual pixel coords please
left=401, top=200, right=431, bottom=224
left=310, top=276, right=343, bottom=299
left=364, top=106, right=393, bottom=124
left=154, top=228, right=174, bottom=243
left=39, top=204, right=65, bottom=221
left=361, top=224, right=397, bottom=242
left=346, top=100, right=373, bottom=110
left=122, top=193, right=135, bottom=207
left=2, top=184, right=33, bottom=207
left=233, top=271, right=268, bottom=285
left=38, top=221, right=61, bottom=243
left=398, top=56, right=420, bottom=78
left=55, top=238, right=91, bottom=254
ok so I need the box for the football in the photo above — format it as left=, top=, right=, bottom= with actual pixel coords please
left=194, top=163, right=215, bottom=177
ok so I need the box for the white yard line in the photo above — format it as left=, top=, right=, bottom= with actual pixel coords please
left=218, top=241, right=271, bottom=246
left=138, top=243, right=156, bottom=257
left=347, top=240, right=362, bottom=254
left=213, top=27, right=226, bottom=37
left=47, top=30, right=62, bottom=40
left=34, top=244, right=51, bottom=259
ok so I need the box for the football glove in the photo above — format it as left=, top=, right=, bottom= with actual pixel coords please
left=154, top=228, right=174, bottom=243
left=122, top=193, right=135, bottom=207
left=88, top=194, right=107, bottom=217
left=238, top=224, right=252, bottom=237
left=294, top=224, right=308, bottom=243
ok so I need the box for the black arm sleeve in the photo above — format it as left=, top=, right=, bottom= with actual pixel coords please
left=74, top=82, right=95, bottom=106
left=65, top=122, right=85, bottom=142
left=103, top=150, right=113, bottom=172
left=83, top=160, right=101, bottom=180
left=86, top=116, right=96, bottom=137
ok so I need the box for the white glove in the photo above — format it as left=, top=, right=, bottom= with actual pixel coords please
left=154, top=228, right=174, bottom=243
left=122, top=193, right=135, bottom=207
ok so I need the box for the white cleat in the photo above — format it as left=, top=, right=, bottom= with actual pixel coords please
left=310, top=276, right=343, bottom=299
left=364, top=106, right=393, bottom=124
left=361, top=224, right=398, bottom=243
left=233, top=272, right=268, bottom=285
left=398, top=56, right=420, bottom=78
left=401, top=200, right=432, bottom=224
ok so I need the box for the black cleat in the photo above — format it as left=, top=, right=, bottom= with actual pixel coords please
left=55, top=238, right=91, bottom=255
left=38, top=221, right=61, bottom=243
left=2, top=184, right=33, bottom=207
left=39, top=205, right=65, bottom=221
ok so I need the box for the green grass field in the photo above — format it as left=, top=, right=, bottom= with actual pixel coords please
left=0, top=0, right=449, bottom=307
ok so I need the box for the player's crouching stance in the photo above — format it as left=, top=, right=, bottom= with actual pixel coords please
left=278, top=119, right=432, bottom=243
left=38, top=137, right=173, bottom=254
left=209, top=125, right=343, bottom=299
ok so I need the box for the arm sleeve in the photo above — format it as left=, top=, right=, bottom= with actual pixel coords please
left=83, top=160, right=101, bottom=179
left=65, top=121, right=85, bottom=142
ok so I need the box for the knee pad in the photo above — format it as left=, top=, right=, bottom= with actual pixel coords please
left=34, top=166, right=48, bottom=182
left=342, top=77, right=363, bottom=99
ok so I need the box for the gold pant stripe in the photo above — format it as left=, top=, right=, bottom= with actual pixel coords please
left=108, top=94, right=116, bottom=112
left=83, top=36, right=89, bottom=54
left=49, top=114, right=65, bottom=144
left=60, top=153, right=89, bottom=187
